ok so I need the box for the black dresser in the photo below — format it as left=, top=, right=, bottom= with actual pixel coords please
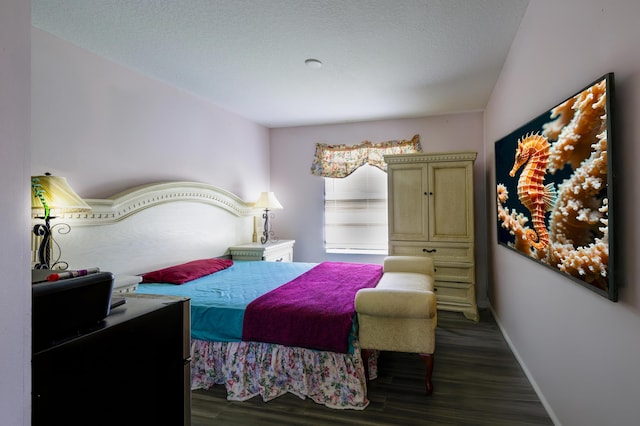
left=32, top=293, right=191, bottom=426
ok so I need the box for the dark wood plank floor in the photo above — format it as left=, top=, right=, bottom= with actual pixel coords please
left=191, top=310, right=553, bottom=425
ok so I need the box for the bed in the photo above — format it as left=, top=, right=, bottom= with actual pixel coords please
left=33, top=181, right=381, bottom=409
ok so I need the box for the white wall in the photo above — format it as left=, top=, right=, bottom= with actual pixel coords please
left=270, top=113, right=489, bottom=304
left=485, top=1, right=640, bottom=425
left=0, top=1, right=31, bottom=424
left=31, top=29, right=271, bottom=202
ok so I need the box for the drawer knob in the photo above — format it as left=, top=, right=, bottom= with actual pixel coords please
left=422, top=248, right=437, bottom=253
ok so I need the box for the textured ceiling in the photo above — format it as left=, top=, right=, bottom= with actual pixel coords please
left=32, top=0, right=529, bottom=128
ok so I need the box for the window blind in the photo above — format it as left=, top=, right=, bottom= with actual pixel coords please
left=324, top=164, right=388, bottom=253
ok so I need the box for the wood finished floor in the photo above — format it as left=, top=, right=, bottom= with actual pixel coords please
left=191, top=310, right=553, bottom=426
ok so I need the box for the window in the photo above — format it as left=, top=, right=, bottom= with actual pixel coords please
left=324, top=164, right=388, bottom=254
left=311, top=134, right=421, bottom=254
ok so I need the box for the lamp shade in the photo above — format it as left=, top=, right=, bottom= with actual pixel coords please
left=254, top=192, right=283, bottom=210
left=31, top=175, right=91, bottom=218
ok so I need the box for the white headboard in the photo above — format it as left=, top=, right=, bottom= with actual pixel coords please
left=32, top=181, right=259, bottom=276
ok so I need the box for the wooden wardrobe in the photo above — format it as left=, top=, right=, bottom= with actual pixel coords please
left=385, top=151, right=478, bottom=321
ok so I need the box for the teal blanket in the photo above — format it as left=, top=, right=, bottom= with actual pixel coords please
left=136, top=260, right=316, bottom=342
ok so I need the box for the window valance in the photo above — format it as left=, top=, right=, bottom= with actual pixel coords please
left=310, top=134, right=422, bottom=178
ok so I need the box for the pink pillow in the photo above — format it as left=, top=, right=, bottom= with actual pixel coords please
left=141, top=258, right=233, bottom=284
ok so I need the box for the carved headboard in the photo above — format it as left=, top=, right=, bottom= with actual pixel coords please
left=31, top=181, right=258, bottom=276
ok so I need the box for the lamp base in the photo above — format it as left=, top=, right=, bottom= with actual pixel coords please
left=260, top=209, right=279, bottom=244
left=33, top=216, right=70, bottom=270
left=33, top=217, right=52, bottom=270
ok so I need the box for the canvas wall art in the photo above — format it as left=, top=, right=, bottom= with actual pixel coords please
left=495, top=73, right=617, bottom=301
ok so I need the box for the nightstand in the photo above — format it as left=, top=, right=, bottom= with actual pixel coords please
left=229, top=240, right=295, bottom=262
left=113, top=274, right=143, bottom=294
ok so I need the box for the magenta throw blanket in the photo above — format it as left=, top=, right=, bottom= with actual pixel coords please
left=242, top=262, right=383, bottom=353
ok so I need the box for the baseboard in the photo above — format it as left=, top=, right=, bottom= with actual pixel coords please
left=488, top=304, right=562, bottom=426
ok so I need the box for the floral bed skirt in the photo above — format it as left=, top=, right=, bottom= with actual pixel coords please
left=190, top=337, right=378, bottom=410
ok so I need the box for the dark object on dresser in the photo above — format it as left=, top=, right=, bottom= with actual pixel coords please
left=32, top=269, right=114, bottom=353
left=32, top=294, right=191, bottom=426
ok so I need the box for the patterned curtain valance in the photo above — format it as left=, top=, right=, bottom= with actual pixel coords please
left=310, top=134, right=422, bottom=178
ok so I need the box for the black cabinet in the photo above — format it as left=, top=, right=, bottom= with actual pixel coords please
left=32, top=294, right=191, bottom=426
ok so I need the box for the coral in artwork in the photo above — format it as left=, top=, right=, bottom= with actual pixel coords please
left=496, top=78, right=609, bottom=291
left=496, top=184, right=532, bottom=253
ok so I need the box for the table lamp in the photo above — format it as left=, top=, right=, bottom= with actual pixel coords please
left=254, top=192, right=283, bottom=244
left=31, top=173, right=91, bottom=269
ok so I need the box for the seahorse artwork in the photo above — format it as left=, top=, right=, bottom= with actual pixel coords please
left=508, top=133, right=556, bottom=250
left=495, top=76, right=611, bottom=293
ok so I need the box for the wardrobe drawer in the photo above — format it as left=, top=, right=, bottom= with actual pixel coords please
left=434, top=262, right=474, bottom=283
left=435, top=281, right=475, bottom=305
left=389, top=241, right=473, bottom=263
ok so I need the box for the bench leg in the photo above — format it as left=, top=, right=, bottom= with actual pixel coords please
left=361, top=349, right=373, bottom=380
left=419, top=353, right=434, bottom=395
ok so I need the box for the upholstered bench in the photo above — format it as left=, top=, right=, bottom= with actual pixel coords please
left=355, top=255, right=437, bottom=394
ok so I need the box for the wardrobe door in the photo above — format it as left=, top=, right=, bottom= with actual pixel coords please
left=428, top=160, right=474, bottom=242
left=387, top=162, right=429, bottom=241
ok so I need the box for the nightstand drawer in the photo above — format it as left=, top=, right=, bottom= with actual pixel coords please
left=229, top=240, right=295, bottom=262
left=263, top=246, right=294, bottom=262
